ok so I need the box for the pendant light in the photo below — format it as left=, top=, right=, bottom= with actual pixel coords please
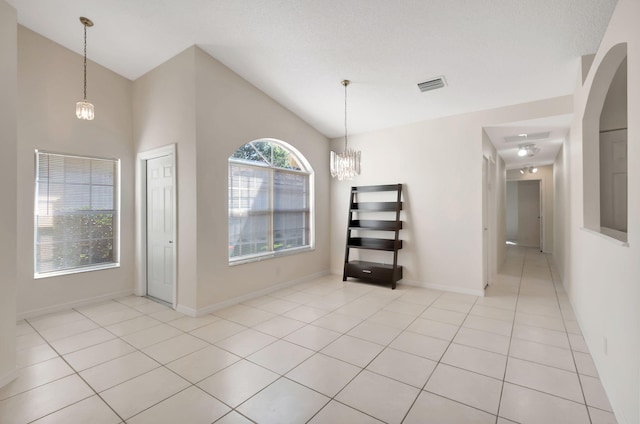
left=330, top=80, right=361, bottom=180
left=76, top=17, right=95, bottom=120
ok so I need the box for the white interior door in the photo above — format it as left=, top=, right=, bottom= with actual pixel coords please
left=506, top=181, right=518, bottom=241
left=146, top=155, right=174, bottom=303
left=517, top=180, right=541, bottom=248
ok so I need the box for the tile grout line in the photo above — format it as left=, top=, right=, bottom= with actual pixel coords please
left=341, top=288, right=445, bottom=422
left=75, top=299, right=267, bottom=423
left=300, top=285, right=436, bottom=423
left=494, top=248, right=526, bottom=424
left=226, top=282, right=506, bottom=423
left=180, top=282, right=404, bottom=423
left=55, top=301, right=200, bottom=423
left=326, top=290, right=443, bottom=424
left=121, top=283, right=366, bottom=422
left=21, top=317, right=128, bottom=424
left=545, top=254, right=594, bottom=424
left=286, top=285, right=435, bottom=422
left=232, top=282, right=410, bottom=424
left=25, top=300, right=244, bottom=423
left=399, top=291, right=497, bottom=422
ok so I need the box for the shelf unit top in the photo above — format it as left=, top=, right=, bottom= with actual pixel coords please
left=351, top=183, right=402, bottom=193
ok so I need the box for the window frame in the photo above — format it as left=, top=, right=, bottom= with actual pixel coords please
left=34, top=150, right=121, bottom=278
left=228, top=139, right=314, bottom=265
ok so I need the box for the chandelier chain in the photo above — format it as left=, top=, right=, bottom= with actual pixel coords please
left=76, top=17, right=94, bottom=120
left=344, top=80, right=348, bottom=150
left=83, top=23, right=87, bottom=101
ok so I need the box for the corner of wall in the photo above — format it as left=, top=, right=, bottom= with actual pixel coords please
left=0, top=0, right=18, bottom=387
left=581, top=54, right=596, bottom=85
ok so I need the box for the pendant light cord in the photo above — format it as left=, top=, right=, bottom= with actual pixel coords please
left=83, top=23, right=88, bottom=101
left=343, top=80, right=349, bottom=150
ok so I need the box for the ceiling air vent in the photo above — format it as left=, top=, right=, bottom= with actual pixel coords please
left=418, top=76, right=447, bottom=93
left=504, top=131, right=551, bottom=143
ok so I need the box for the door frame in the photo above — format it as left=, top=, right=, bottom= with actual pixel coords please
left=508, top=178, right=543, bottom=250
left=538, top=179, right=545, bottom=252
left=135, top=144, right=177, bottom=309
left=482, top=155, right=494, bottom=287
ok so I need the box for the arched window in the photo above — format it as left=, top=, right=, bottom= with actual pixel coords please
left=228, top=139, right=313, bottom=262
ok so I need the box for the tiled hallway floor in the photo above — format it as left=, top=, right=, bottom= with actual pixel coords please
left=2, top=247, right=617, bottom=423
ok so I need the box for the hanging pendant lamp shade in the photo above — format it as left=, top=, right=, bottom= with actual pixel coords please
left=76, top=17, right=94, bottom=120
left=330, top=80, right=361, bottom=180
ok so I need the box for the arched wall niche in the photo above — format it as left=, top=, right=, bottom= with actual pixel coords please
left=582, top=42, right=628, bottom=238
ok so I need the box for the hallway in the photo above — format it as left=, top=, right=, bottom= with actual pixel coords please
left=2, top=247, right=615, bottom=423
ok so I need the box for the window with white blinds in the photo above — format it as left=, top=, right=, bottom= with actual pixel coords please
left=35, top=151, right=120, bottom=277
left=228, top=140, right=312, bottom=262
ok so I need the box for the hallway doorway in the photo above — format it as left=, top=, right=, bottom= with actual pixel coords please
left=506, top=180, right=541, bottom=249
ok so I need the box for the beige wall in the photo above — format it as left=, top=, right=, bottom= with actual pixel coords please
left=133, top=47, right=331, bottom=314
left=16, top=27, right=134, bottom=318
left=557, top=0, right=640, bottom=421
left=0, top=0, right=17, bottom=387
left=507, top=165, right=554, bottom=253
left=482, top=129, right=505, bottom=282
left=193, top=48, right=331, bottom=310
left=600, top=57, right=628, bottom=131
left=133, top=47, right=198, bottom=310
left=330, top=96, right=571, bottom=295
left=553, top=144, right=569, bottom=281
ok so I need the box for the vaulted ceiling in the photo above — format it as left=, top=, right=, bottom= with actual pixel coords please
left=8, top=0, right=617, bottom=166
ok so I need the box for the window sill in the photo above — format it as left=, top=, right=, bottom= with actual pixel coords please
left=34, top=263, right=121, bottom=279
left=580, top=227, right=628, bottom=246
left=229, top=246, right=314, bottom=266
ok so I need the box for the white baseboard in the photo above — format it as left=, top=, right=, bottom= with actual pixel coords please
left=17, top=289, right=134, bottom=320
left=0, top=368, right=17, bottom=389
left=175, top=304, right=197, bottom=317
left=401, top=279, right=485, bottom=297
left=190, top=270, right=330, bottom=317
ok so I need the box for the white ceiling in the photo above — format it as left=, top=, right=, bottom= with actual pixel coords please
left=8, top=0, right=616, bottom=154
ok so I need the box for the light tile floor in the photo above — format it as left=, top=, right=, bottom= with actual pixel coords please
left=2, top=247, right=618, bottom=423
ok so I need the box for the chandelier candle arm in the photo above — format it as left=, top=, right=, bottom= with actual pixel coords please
left=330, top=79, right=362, bottom=180
left=76, top=16, right=95, bottom=120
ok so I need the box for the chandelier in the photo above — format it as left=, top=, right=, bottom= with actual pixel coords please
left=330, top=80, right=361, bottom=180
left=76, top=17, right=95, bottom=120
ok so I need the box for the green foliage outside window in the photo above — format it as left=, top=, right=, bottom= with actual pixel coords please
left=231, top=140, right=301, bottom=170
